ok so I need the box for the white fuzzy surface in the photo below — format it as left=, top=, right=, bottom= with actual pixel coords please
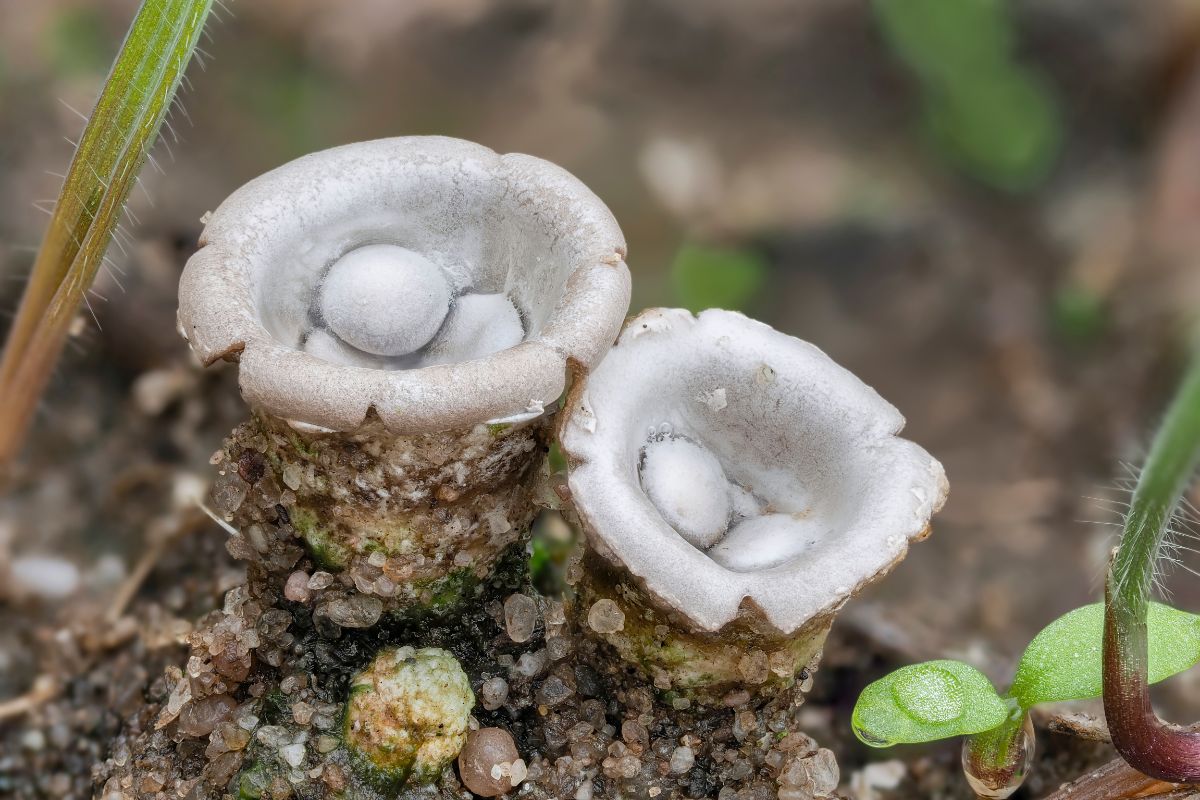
left=709, top=514, right=822, bottom=572
left=321, top=244, right=450, bottom=356
left=423, top=293, right=525, bottom=366
left=728, top=484, right=763, bottom=519
left=303, top=328, right=387, bottom=368
left=639, top=437, right=731, bottom=549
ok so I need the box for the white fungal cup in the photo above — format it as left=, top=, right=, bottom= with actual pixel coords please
left=179, top=136, right=631, bottom=434
left=562, top=308, right=948, bottom=642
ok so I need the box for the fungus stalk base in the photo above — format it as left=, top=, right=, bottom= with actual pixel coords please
left=570, top=549, right=828, bottom=701
left=99, top=534, right=846, bottom=800
left=213, top=412, right=549, bottom=614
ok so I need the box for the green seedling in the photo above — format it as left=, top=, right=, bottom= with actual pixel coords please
left=853, top=601, right=1200, bottom=797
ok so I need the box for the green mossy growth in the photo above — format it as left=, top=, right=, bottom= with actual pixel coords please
left=236, top=762, right=272, bottom=799
left=420, top=567, right=476, bottom=613
left=291, top=506, right=351, bottom=570
left=284, top=429, right=319, bottom=459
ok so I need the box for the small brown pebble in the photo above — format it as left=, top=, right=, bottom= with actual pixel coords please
left=322, top=763, right=346, bottom=792
left=777, top=732, right=817, bottom=754
left=768, top=649, right=795, bottom=677
left=738, top=649, right=769, bottom=684
left=458, top=727, right=521, bottom=797
left=178, top=694, right=237, bottom=738
left=236, top=450, right=265, bottom=484
left=621, top=719, right=648, bottom=752
left=503, top=593, right=537, bottom=643
left=284, top=571, right=311, bottom=603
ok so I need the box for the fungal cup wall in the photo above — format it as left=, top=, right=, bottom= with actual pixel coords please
left=561, top=308, right=947, bottom=695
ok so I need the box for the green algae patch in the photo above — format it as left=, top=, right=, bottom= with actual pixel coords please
left=291, top=506, right=351, bottom=570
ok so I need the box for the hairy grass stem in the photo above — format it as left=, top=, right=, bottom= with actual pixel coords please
left=0, top=0, right=214, bottom=475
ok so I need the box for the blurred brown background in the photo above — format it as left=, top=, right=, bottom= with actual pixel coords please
left=6, top=0, right=1200, bottom=789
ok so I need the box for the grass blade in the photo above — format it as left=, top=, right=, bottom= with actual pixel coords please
left=0, top=0, right=214, bottom=473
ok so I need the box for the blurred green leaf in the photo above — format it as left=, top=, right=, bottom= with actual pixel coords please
left=528, top=536, right=551, bottom=578
left=1010, top=602, right=1200, bottom=708
left=229, top=42, right=346, bottom=160
left=1051, top=284, right=1107, bottom=346
left=853, top=660, right=1009, bottom=747
left=924, top=67, right=1061, bottom=191
left=672, top=243, right=767, bottom=313
left=528, top=512, right=576, bottom=596
left=50, top=7, right=113, bottom=76
left=873, top=0, right=1012, bottom=80
left=873, top=0, right=1062, bottom=192
left=547, top=441, right=567, bottom=475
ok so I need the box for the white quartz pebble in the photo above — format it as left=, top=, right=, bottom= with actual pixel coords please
left=708, top=514, right=819, bottom=572
left=423, top=293, right=524, bottom=366
left=11, top=555, right=80, bottom=599
left=639, top=437, right=731, bottom=549
left=320, top=244, right=450, bottom=356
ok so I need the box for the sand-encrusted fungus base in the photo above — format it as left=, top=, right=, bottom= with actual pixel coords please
left=95, top=416, right=847, bottom=798
left=570, top=549, right=828, bottom=703
left=94, top=554, right=846, bottom=800
left=213, top=413, right=548, bottom=617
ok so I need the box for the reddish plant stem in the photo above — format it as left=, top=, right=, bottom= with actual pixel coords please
left=1104, top=591, right=1200, bottom=781
left=1102, top=353, right=1200, bottom=781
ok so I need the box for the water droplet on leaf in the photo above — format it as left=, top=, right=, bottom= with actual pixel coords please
left=962, top=714, right=1035, bottom=799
